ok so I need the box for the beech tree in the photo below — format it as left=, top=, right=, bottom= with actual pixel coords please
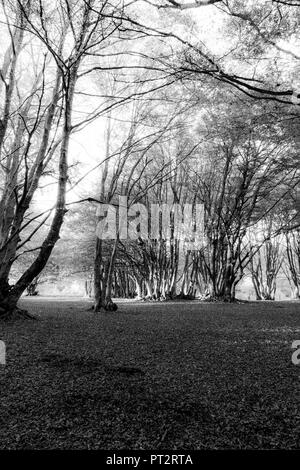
left=0, top=0, right=170, bottom=317
left=249, top=219, right=284, bottom=300
left=93, top=84, right=197, bottom=309
left=182, top=95, right=299, bottom=301
left=1, top=0, right=298, bottom=314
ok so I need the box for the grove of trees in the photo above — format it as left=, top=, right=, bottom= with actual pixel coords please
left=0, top=0, right=299, bottom=317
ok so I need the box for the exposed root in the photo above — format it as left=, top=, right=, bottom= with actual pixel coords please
left=88, top=300, right=118, bottom=312
left=0, top=307, right=38, bottom=321
left=103, top=300, right=118, bottom=311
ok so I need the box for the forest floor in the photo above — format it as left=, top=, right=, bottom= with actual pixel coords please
left=0, top=298, right=299, bottom=450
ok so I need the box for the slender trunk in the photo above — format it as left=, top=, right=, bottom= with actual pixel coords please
left=104, top=240, right=118, bottom=311
left=94, top=238, right=103, bottom=311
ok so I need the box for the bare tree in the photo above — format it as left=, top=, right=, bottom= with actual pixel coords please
left=1, top=0, right=162, bottom=316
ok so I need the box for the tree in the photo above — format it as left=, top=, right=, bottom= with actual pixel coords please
left=2, top=0, right=193, bottom=316
left=0, top=0, right=159, bottom=316
left=147, top=0, right=300, bottom=105
left=92, top=83, right=195, bottom=309
left=249, top=222, right=284, bottom=300
left=284, top=230, right=300, bottom=298
left=183, top=95, right=298, bottom=301
left=2, top=0, right=299, bottom=315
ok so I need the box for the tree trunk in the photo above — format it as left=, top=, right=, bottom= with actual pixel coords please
left=103, top=240, right=118, bottom=311
left=0, top=70, right=77, bottom=318
left=93, top=240, right=118, bottom=312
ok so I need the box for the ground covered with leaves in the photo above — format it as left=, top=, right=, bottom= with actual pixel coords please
left=0, top=298, right=299, bottom=449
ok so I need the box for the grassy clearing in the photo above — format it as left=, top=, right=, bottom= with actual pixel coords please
left=0, top=298, right=299, bottom=449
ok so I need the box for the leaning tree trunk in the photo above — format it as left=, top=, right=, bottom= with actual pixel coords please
left=0, top=71, right=76, bottom=318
